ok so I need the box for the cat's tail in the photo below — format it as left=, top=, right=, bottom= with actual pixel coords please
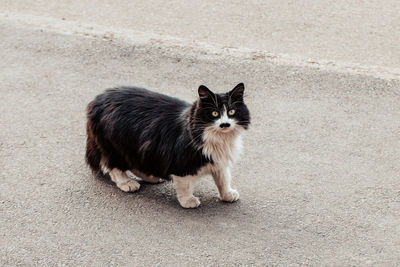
left=85, top=103, right=102, bottom=175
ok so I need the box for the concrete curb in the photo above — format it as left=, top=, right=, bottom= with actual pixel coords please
left=1, top=11, right=399, bottom=81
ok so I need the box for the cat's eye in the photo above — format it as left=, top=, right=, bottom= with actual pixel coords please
left=212, top=111, right=219, bottom=117
left=228, top=109, right=235, bottom=115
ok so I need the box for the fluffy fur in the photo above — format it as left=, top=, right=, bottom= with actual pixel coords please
left=86, top=83, right=250, bottom=208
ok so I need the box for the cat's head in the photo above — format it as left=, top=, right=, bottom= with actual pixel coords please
left=189, top=83, right=250, bottom=142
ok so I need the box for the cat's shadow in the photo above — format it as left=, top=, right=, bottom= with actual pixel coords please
left=95, top=173, right=242, bottom=214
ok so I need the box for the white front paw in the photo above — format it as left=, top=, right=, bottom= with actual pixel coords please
left=178, top=196, right=201, bottom=208
left=221, top=189, right=240, bottom=202
left=118, top=180, right=141, bottom=192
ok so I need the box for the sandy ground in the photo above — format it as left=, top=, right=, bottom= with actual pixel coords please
left=1, top=2, right=400, bottom=266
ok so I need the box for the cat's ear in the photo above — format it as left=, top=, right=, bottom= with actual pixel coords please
left=198, top=85, right=215, bottom=100
left=228, top=83, right=245, bottom=101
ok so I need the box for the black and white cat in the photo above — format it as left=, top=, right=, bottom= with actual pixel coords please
left=85, top=83, right=250, bottom=208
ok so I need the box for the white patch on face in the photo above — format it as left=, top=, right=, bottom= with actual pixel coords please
left=202, top=112, right=243, bottom=167
left=214, top=106, right=236, bottom=132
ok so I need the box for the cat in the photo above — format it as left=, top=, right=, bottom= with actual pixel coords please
left=85, top=83, right=250, bottom=208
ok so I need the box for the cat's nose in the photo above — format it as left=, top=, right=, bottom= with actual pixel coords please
left=219, top=123, right=231, bottom=128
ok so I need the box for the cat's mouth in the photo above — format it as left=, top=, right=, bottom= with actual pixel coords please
left=220, top=127, right=231, bottom=131
left=218, top=126, right=235, bottom=133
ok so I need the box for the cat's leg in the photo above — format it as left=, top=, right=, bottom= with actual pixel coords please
left=130, top=170, right=165, bottom=184
left=212, top=167, right=239, bottom=202
left=172, top=175, right=201, bottom=208
left=109, top=168, right=141, bottom=192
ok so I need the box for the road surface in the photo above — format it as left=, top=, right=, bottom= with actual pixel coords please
left=1, top=3, right=400, bottom=266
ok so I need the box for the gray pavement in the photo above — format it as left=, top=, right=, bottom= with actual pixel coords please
left=1, top=6, right=400, bottom=267
left=2, top=0, right=400, bottom=69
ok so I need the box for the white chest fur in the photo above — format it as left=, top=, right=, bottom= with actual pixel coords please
left=202, top=128, right=243, bottom=168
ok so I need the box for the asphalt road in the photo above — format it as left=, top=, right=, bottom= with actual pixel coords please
left=2, top=0, right=400, bottom=69
left=1, top=16, right=400, bottom=266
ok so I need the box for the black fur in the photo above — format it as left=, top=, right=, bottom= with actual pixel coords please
left=86, top=84, right=250, bottom=179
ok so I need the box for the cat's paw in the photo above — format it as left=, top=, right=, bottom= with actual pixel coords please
left=221, top=189, right=240, bottom=202
left=117, top=180, right=141, bottom=192
left=178, top=196, right=201, bottom=209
